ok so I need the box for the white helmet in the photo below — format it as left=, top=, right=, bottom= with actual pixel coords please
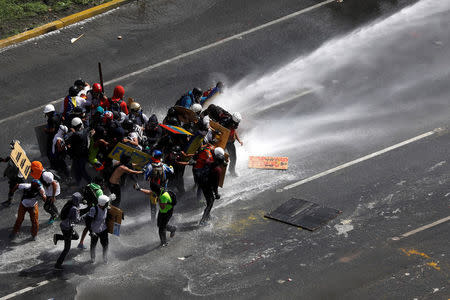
left=191, top=103, right=202, bottom=113
left=71, top=117, right=82, bottom=127
left=42, top=171, right=54, bottom=184
left=59, top=124, right=68, bottom=134
left=98, top=195, right=110, bottom=206
left=232, top=112, right=242, bottom=123
left=43, top=104, right=55, bottom=114
left=214, top=147, right=225, bottom=157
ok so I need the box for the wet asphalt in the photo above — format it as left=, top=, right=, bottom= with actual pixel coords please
left=0, top=0, right=449, bottom=299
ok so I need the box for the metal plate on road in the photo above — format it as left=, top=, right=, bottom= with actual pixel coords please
left=265, top=198, right=341, bottom=231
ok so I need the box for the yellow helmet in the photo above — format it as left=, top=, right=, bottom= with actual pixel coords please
left=130, top=102, right=141, bottom=112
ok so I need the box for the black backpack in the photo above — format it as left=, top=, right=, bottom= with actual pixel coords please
left=167, top=190, right=177, bottom=206
left=110, top=99, right=123, bottom=113
left=60, top=200, right=73, bottom=220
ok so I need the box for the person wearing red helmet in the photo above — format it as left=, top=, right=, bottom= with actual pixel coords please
left=87, top=83, right=110, bottom=112
left=109, top=85, right=128, bottom=115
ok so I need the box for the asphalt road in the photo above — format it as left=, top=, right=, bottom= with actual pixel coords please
left=0, top=0, right=449, bottom=299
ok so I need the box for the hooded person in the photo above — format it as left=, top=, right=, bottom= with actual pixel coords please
left=54, top=192, right=84, bottom=269
left=30, top=161, right=44, bottom=180
left=110, top=85, right=128, bottom=115
left=144, top=114, right=162, bottom=152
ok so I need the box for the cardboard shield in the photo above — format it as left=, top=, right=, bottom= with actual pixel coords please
left=108, top=142, right=151, bottom=169
left=218, top=153, right=229, bottom=188
left=107, top=205, right=123, bottom=236
left=174, top=106, right=198, bottom=124
left=10, top=141, right=31, bottom=179
left=185, top=135, right=204, bottom=156
left=209, top=120, right=230, bottom=149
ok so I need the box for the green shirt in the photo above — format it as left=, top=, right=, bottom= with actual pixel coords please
left=159, top=191, right=172, bottom=213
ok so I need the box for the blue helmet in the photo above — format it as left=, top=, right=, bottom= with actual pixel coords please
left=152, top=150, right=162, bottom=159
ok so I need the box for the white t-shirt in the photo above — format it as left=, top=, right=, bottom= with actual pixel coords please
left=88, top=206, right=108, bottom=233
left=44, top=181, right=60, bottom=197
left=18, top=183, right=45, bottom=208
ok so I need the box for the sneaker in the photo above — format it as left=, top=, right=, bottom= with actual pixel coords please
left=89, top=258, right=95, bottom=264
left=214, top=193, right=221, bottom=200
left=53, top=234, right=58, bottom=246
left=170, top=229, right=176, bottom=238
left=31, top=235, right=37, bottom=241
left=77, top=243, right=87, bottom=250
left=2, top=200, right=12, bottom=207
left=161, top=242, right=168, bottom=247
left=54, top=264, right=64, bottom=270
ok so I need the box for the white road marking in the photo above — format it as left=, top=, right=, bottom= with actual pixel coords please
left=0, top=280, right=50, bottom=300
left=277, top=130, right=437, bottom=192
left=0, top=0, right=335, bottom=125
left=391, top=216, right=450, bottom=241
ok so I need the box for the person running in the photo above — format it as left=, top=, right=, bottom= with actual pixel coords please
left=87, top=195, right=111, bottom=264
left=108, top=153, right=143, bottom=207
left=1, top=141, right=25, bottom=207
left=10, top=179, right=47, bottom=241
left=143, top=150, right=174, bottom=221
left=134, top=182, right=176, bottom=247
left=53, top=192, right=84, bottom=270
left=77, top=177, right=105, bottom=250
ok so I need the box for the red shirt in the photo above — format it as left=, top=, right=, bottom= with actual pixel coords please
left=194, top=148, right=213, bottom=169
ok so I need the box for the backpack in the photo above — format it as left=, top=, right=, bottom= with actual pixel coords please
left=175, top=93, right=193, bottom=108
left=167, top=190, right=177, bottom=206
left=110, top=99, right=123, bottom=113
left=150, top=162, right=165, bottom=185
left=83, top=183, right=103, bottom=206
left=60, top=200, right=73, bottom=220
left=45, top=169, right=62, bottom=182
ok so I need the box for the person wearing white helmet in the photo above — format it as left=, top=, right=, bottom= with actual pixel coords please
left=87, top=194, right=110, bottom=263
left=191, top=103, right=203, bottom=114
left=226, top=112, right=243, bottom=177
left=41, top=171, right=61, bottom=224
left=198, top=147, right=228, bottom=225
left=51, top=125, right=70, bottom=177
left=65, top=117, right=91, bottom=186
left=43, top=103, right=61, bottom=163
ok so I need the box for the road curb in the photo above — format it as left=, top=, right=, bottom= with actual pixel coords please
left=0, top=0, right=129, bottom=49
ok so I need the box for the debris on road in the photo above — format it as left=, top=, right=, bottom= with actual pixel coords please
left=70, top=34, right=84, bottom=44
